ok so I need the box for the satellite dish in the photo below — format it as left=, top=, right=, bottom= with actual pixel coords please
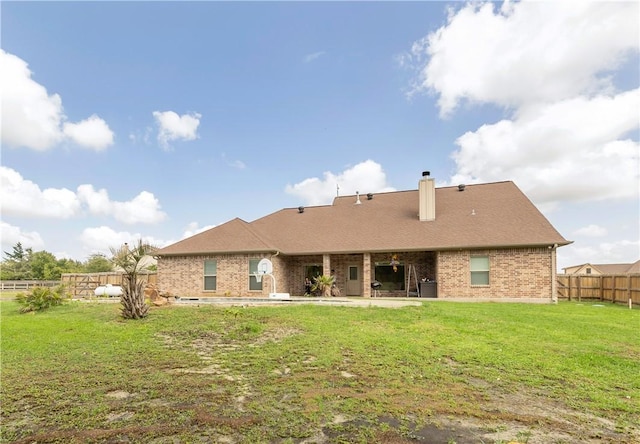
left=257, top=258, right=273, bottom=275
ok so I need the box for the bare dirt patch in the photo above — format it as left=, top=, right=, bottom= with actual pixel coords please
left=149, top=322, right=638, bottom=443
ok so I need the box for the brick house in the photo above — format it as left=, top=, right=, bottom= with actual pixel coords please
left=562, top=260, right=640, bottom=275
left=156, top=173, right=571, bottom=300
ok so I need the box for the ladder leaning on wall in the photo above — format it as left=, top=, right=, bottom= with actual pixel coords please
left=406, top=264, right=419, bottom=297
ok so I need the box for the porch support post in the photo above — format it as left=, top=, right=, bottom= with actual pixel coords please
left=363, top=252, right=372, bottom=298
left=323, top=254, right=331, bottom=277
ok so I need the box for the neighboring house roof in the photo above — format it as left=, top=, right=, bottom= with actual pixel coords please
left=112, top=254, right=157, bottom=272
left=563, top=260, right=640, bottom=274
left=628, top=260, right=640, bottom=273
left=157, top=181, right=571, bottom=257
left=112, top=245, right=158, bottom=272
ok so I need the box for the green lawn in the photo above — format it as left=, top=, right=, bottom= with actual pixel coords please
left=1, top=297, right=638, bottom=443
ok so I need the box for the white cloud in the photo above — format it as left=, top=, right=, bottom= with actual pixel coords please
left=285, top=159, right=395, bottom=206
left=221, top=153, right=246, bottom=169
left=182, top=222, right=216, bottom=238
left=449, top=90, right=640, bottom=207
left=558, top=238, right=640, bottom=270
left=573, top=224, right=608, bottom=237
left=79, top=226, right=171, bottom=258
left=304, top=51, right=326, bottom=63
left=1, top=221, right=45, bottom=254
left=0, top=50, right=64, bottom=150
left=404, top=1, right=639, bottom=210
left=63, top=115, right=114, bottom=150
left=229, top=160, right=246, bottom=169
left=0, top=49, right=115, bottom=151
left=0, top=166, right=81, bottom=218
left=76, top=184, right=111, bottom=216
left=153, top=110, right=201, bottom=150
left=77, top=185, right=167, bottom=224
left=597, top=239, right=640, bottom=262
left=111, top=191, right=166, bottom=224
left=407, top=1, right=639, bottom=116
left=1, top=167, right=166, bottom=224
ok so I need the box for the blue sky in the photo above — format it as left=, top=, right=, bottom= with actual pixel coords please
left=1, top=1, right=638, bottom=271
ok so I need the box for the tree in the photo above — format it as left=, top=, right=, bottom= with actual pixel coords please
left=38, top=256, right=83, bottom=280
left=1, top=243, right=33, bottom=280
left=29, top=251, right=58, bottom=280
left=3, top=242, right=27, bottom=261
left=83, top=254, right=113, bottom=273
left=1, top=243, right=85, bottom=280
left=110, top=241, right=153, bottom=319
left=56, top=257, right=84, bottom=276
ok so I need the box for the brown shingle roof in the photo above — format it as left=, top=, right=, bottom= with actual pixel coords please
left=157, top=217, right=275, bottom=255
left=562, top=261, right=640, bottom=274
left=591, top=262, right=640, bottom=274
left=628, top=260, right=640, bottom=274
left=157, top=181, right=570, bottom=256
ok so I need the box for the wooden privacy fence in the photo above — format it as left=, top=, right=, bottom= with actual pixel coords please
left=557, top=274, right=640, bottom=305
left=61, top=272, right=157, bottom=298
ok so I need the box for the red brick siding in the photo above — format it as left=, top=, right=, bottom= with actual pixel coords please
left=158, top=254, right=272, bottom=297
left=436, top=248, right=554, bottom=298
left=158, top=247, right=554, bottom=299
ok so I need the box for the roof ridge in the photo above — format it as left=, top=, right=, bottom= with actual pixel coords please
left=331, top=181, right=518, bottom=198
left=272, top=204, right=334, bottom=212
left=437, top=180, right=514, bottom=189
left=239, top=219, right=277, bottom=250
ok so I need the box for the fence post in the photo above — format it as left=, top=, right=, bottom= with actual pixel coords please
left=599, top=276, right=603, bottom=302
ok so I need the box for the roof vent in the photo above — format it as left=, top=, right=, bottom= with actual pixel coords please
left=367, top=193, right=373, bottom=200
left=298, top=206, right=304, bottom=213
left=458, top=184, right=466, bottom=192
left=355, top=191, right=362, bottom=205
left=422, top=171, right=430, bottom=177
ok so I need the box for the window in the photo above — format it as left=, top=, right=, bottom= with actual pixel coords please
left=374, top=263, right=405, bottom=291
left=305, top=264, right=323, bottom=280
left=204, top=260, right=217, bottom=290
left=249, top=259, right=262, bottom=291
left=470, top=256, right=489, bottom=285
left=586, top=267, right=591, bottom=274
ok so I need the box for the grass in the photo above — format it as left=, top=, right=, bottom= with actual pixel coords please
left=1, top=294, right=639, bottom=443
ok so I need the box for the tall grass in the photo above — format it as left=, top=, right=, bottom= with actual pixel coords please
left=1, top=299, right=638, bottom=443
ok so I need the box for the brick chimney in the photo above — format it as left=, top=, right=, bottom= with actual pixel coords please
left=419, top=171, right=435, bottom=221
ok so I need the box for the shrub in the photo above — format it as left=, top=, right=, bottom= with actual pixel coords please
left=312, top=275, right=334, bottom=297
left=15, top=285, right=68, bottom=313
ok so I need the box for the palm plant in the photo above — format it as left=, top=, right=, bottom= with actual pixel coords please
left=15, top=285, right=68, bottom=313
left=311, top=275, right=334, bottom=297
left=110, top=240, right=154, bottom=319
